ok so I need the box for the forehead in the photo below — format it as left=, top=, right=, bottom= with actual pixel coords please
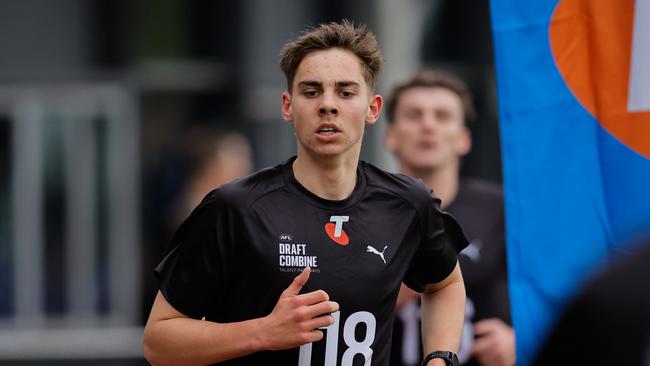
left=397, top=86, right=463, bottom=112
left=293, top=48, right=366, bottom=87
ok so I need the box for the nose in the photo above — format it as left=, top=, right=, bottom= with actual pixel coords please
left=319, top=106, right=338, bottom=116
left=421, top=114, right=437, bottom=132
left=318, top=92, right=338, bottom=116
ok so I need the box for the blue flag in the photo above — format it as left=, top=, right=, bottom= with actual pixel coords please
left=490, top=0, right=650, bottom=364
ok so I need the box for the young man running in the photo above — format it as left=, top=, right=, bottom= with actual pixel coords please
left=385, top=71, right=514, bottom=366
left=143, top=21, right=467, bottom=366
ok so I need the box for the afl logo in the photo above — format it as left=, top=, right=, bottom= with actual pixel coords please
left=279, top=234, right=293, bottom=241
left=549, top=0, right=650, bottom=159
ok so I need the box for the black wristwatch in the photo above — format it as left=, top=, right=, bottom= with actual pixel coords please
left=420, top=351, right=460, bottom=366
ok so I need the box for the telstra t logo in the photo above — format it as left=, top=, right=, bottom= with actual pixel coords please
left=325, top=215, right=349, bottom=245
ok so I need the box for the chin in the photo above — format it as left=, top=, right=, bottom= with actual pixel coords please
left=399, top=159, right=438, bottom=174
left=401, top=155, right=439, bottom=168
left=312, top=140, right=360, bottom=156
left=308, top=146, right=347, bottom=157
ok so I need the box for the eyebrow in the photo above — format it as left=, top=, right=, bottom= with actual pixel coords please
left=334, top=81, right=361, bottom=89
left=297, top=81, right=322, bottom=88
left=296, top=80, right=361, bottom=89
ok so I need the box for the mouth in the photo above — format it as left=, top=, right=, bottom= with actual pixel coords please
left=418, top=141, right=437, bottom=149
left=316, top=125, right=341, bottom=136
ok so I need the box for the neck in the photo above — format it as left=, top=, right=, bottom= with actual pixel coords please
left=293, top=151, right=359, bottom=201
left=400, top=161, right=460, bottom=209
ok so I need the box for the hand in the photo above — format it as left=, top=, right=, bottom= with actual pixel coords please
left=258, top=267, right=339, bottom=351
left=469, top=318, right=516, bottom=366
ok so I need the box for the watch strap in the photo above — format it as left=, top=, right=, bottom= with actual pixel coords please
left=420, top=350, right=459, bottom=366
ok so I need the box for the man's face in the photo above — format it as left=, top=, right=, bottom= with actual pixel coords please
left=282, top=48, right=382, bottom=159
left=385, top=86, right=470, bottom=172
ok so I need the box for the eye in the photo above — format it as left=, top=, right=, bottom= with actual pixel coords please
left=303, top=90, right=319, bottom=97
left=436, top=110, right=453, bottom=123
left=339, top=91, right=354, bottom=98
left=404, top=110, right=421, bottom=120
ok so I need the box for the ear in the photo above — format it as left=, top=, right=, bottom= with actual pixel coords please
left=365, top=94, right=383, bottom=125
left=281, top=91, right=293, bottom=122
left=457, top=127, right=472, bottom=156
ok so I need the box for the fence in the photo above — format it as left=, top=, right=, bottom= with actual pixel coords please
left=0, top=84, right=142, bottom=360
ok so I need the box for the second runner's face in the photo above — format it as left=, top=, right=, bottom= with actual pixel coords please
left=282, top=48, right=382, bottom=159
left=386, top=87, right=470, bottom=171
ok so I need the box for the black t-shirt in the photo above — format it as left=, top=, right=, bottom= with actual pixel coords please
left=391, top=179, right=509, bottom=366
left=155, top=157, right=468, bottom=366
left=450, top=179, right=510, bottom=326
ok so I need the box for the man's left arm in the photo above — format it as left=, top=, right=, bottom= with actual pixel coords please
left=421, top=261, right=465, bottom=366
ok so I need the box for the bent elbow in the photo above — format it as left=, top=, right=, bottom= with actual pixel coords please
left=142, top=329, right=166, bottom=366
left=142, top=338, right=156, bottom=365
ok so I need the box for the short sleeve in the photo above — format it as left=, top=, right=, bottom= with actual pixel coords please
left=403, top=196, right=469, bottom=292
left=155, top=193, right=231, bottom=319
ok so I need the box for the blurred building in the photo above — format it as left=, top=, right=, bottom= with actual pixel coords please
left=0, top=0, right=498, bottom=364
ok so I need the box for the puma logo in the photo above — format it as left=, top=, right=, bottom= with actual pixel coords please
left=366, top=245, right=388, bottom=264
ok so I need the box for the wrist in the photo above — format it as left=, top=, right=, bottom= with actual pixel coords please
left=252, top=316, right=270, bottom=351
left=421, top=350, right=459, bottom=366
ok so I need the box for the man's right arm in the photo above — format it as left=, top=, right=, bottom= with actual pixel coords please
left=143, top=267, right=338, bottom=366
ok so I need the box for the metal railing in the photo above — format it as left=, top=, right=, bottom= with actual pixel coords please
left=0, top=84, right=142, bottom=359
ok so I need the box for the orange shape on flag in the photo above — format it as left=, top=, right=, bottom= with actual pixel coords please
left=549, top=0, right=650, bottom=159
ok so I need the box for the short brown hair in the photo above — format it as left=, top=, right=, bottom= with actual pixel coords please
left=279, top=19, right=384, bottom=92
left=386, top=70, right=476, bottom=125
